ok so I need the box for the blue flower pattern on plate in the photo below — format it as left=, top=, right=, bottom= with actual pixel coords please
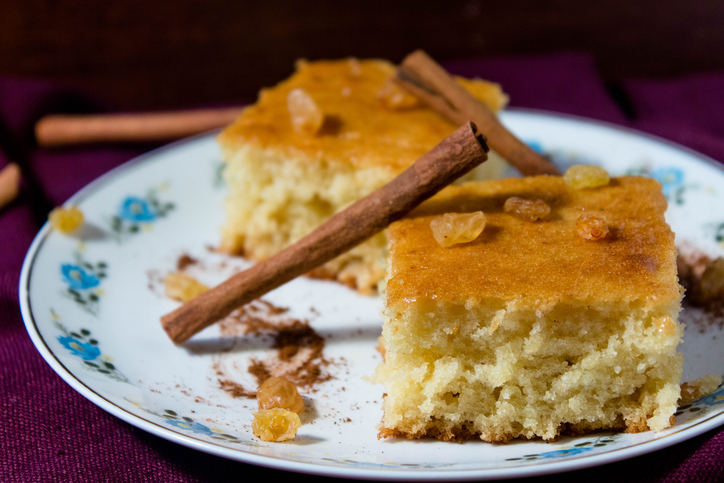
left=58, top=335, right=101, bottom=361
left=62, top=264, right=101, bottom=290
left=164, top=418, right=215, bottom=436
left=60, top=254, right=106, bottom=315
left=525, top=140, right=544, bottom=154
left=505, top=435, right=618, bottom=462
left=110, top=189, right=174, bottom=241
left=119, top=196, right=157, bottom=222
left=700, top=388, right=724, bottom=407
left=523, top=139, right=603, bottom=174
left=650, top=167, right=684, bottom=198
left=54, top=317, right=129, bottom=383
left=139, top=409, right=242, bottom=443
left=538, top=447, right=594, bottom=459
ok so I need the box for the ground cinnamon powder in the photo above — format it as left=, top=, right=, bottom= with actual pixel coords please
left=176, top=253, right=198, bottom=271
left=216, top=299, right=333, bottom=398
left=217, top=379, right=256, bottom=399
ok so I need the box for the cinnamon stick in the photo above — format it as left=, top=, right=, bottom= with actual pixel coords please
left=161, top=122, right=489, bottom=344
left=0, top=163, right=21, bottom=211
left=394, top=50, right=561, bottom=177
left=35, top=107, right=243, bottom=147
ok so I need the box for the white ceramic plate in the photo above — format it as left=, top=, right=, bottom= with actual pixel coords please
left=20, top=110, right=724, bottom=481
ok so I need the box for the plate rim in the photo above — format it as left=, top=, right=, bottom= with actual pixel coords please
left=18, top=109, right=724, bottom=481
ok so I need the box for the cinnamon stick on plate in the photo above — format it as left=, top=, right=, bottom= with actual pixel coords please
left=394, top=50, right=561, bottom=177
left=35, top=107, right=243, bottom=147
left=161, top=122, right=489, bottom=344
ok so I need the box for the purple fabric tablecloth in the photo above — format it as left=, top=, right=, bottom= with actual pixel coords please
left=1, top=53, right=723, bottom=482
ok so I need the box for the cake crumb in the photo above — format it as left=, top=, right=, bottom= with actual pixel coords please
left=680, top=375, right=723, bottom=406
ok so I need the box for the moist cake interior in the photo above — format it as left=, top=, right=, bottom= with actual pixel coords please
left=375, top=176, right=684, bottom=442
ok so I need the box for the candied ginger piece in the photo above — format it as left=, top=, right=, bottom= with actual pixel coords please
left=698, top=257, right=724, bottom=302
left=680, top=374, right=723, bottom=406
left=164, top=273, right=208, bottom=302
left=287, top=88, right=325, bottom=135
left=564, top=165, right=611, bottom=189
left=576, top=213, right=609, bottom=240
left=377, top=79, right=422, bottom=110
left=503, top=196, right=551, bottom=221
left=430, top=211, right=486, bottom=247
left=257, top=376, right=304, bottom=414
left=252, top=408, right=302, bottom=442
left=49, top=206, right=84, bottom=234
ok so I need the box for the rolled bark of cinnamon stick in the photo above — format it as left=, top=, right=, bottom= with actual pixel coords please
left=161, top=122, right=489, bottom=344
left=394, top=50, right=561, bottom=177
left=0, top=163, right=21, bottom=211
left=35, top=107, right=243, bottom=147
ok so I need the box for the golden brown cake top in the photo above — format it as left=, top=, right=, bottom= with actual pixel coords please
left=217, top=58, right=507, bottom=171
left=385, top=176, right=680, bottom=308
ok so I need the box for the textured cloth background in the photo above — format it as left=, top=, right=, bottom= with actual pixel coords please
left=1, top=53, right=723, bottom=482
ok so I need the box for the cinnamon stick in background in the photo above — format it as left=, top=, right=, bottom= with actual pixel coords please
left=0, top=163, right=21, bottom=210
left=161, top=122, right=489, bottom=344
left=394, top=50, right=561, bottom=177
left=35, top=107, right=243, bottom=147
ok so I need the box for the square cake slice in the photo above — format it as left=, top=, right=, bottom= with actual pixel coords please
left=374, top=176, right=684, bottom=442
left=216, top=58, right=509, bottom=292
